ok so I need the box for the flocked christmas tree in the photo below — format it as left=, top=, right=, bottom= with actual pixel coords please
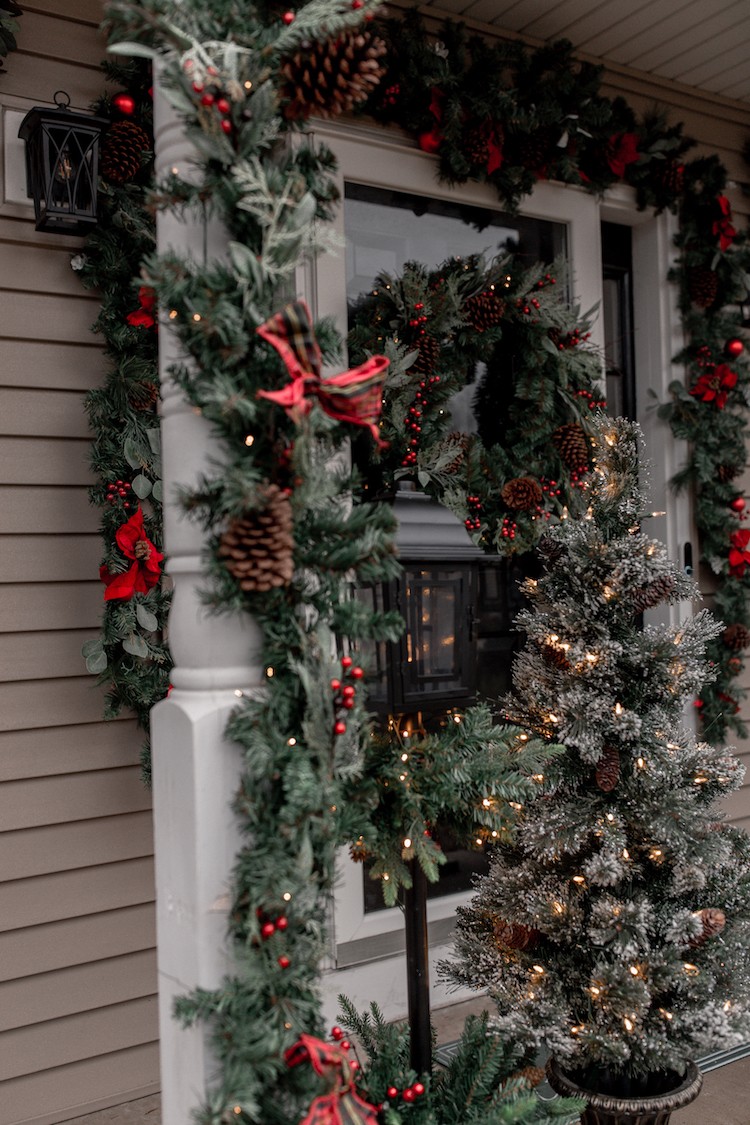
left=447, top=416, right=750, bottom=1100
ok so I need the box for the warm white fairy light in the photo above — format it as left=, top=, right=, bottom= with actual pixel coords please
left=403, top=838, right=412, bottom=849
left=234, top=689, right=243, bottom=697
left=572, top=875, right=585, bottom=885
left=683, top=963, right=699, bottom=977
left=606, top=813, right=615, bottom=823
left=532, top=964, right=545, bottom=975
left=552, top=901, right=565, bottom=915
left=245, top=434, right=255, bottom=446
left=244, top=80, right=253, bottom=90
left=519, top=733, right=528, bottom=741
left=509, top=800, right=523, bottom=811
left=399, top=773, right=407, bottom=782
left=287, top=737, right=297, bottom=746
left=724, top=1000, right=732, bottom=1012
left=266, top=667, right=274, bottom=678
left=491, top=829, right=499, bottom=838
left=168, top=308, right=178, bottom=319
left=694, top=775, right=708, bottom=785
left=400, top=752, right=409, bottom=762
left=283, top=892, right=292, bottom=902
left=614, top=702, right=624, bottom=716
left=548, top=713, right=560, bottom=724
left=482, top=798, right=492, bottom=808
left=603, top=585, right=615, bottom=600
left=383, top=873, right=389, bottom=881
left=637, top=757, right=646, bottom=769
left=622, top=848, right=630, bottom=860
left=475, top=837, right=483, bottom=846
left=660, top=1008, right=674, bottom=1020
left=623, top=1016, right=635, bottom=1032
left=192, top=312, right=202, bottom=322
left=532, top=773, right=545, bottom=782
left=649, top=847, right=663, bottom=862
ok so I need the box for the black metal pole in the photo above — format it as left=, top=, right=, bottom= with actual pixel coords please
left=403, top=858, right=432, bottom=1077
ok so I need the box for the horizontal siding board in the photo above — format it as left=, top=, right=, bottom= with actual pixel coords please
left=0, top=438, right=93, bottom=485
left=20, top=0, right=103, bottom=21
left=1, top=1043, right=159, bottom=1125
left=0, top=719, right=140, bottom=781
left=0, top=994, right=159, bottom=1081
left=0, top=950, right=157, bottom=1033
left=0, top=767, right=151, bottom=832
left=0, top=584, right=102, bottom=633
left=0, top=629, right=101, bottom=682
left=0, top=857, right=155, bottom=932
left=0, top=340, right=104, bottom=391
left=17, top=12, right=105, bottom=68
left=2, top=811, right=153, bottom=881
left=0, top=487, right=97, bottom=533
left=0, top=241, right=100, bottom=297
left=1, top=291, right=102, bottom=344
left=1, top=535, right=101, bottom=583
left=0, top=389, right=91, bottom=438
left=0, top=677, right=112, bottom=731
left=0, top=903, right=156, bottom=983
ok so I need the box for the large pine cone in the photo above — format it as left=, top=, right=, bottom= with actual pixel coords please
left=100, top=120, right=150, bottom=184
left=689, top=907, right=726, bottom=947
left=538, top=533, right=566, bottom=562
left=595, top=745, right=620, bottom=792
left=128, top=380, right=159, bottom=412
left=218, top=485, right=294, bottom=593
left=723, top=623, right=750, bottom=651
left=463, top=119, right=504, bottom=169
left=552, top=422, right=590, bottom=472
left=630, top=575, right=676, bottom=614
left=501, top=476, right=543, bottom=511
left=280, top=30, right=386, bottom=120
left=436, top=431, right=470, bottom=475
left=464, top=290, right=506, bottom=333
left=349, top=836, right=371, bottom=863
left=542, top=643, right=570, bottom=671
left=687, top=266, right=719, bottom=308
left=493, top=918, right=540, bottom=951
left=412, top=334, right=441, bottom=376
left=717, top=463, right=743, bottom=483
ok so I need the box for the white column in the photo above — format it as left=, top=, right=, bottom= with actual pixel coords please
left=151, top=76, right=265, bottom=1123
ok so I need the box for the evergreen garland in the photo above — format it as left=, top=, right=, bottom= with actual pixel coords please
left=77, top=59, right=170, bottom=782
left=0, top=0, right=22, bottom=73
left=348, top=253, right=604, bottom=554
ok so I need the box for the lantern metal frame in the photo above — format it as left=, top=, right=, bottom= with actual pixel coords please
left=18, top=91, right=107, bottom=235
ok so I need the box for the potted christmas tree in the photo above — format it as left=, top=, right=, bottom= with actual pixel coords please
left=447, top=416, right=750, bottom=1124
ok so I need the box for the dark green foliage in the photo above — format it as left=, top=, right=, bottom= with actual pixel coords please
left=336, top=999, right=582, bottom=1123
left=0, top=0, right=21, bottom=72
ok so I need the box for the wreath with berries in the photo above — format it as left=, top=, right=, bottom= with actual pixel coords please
left=347, top=252, right=605, bottom=554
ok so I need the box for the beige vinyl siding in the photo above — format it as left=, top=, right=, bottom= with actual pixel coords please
left=0, top=4, right=159, bottom=1123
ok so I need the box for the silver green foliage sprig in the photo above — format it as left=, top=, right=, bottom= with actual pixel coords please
left=446, top=416, right=750, bottom=1082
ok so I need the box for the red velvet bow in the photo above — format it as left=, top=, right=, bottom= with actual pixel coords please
left=690, top=363, right=737, bottom=410
left=713, top=194, right=736, bottom=252
left=257, top=301, right=389, bottom=448
left=606, top=133, right=639, bottom=179
left=418, top=86, right=445, bottom=154
left=126, top=286, right=157, bottom=329
left=100, top=505, right=164, bottom=601
left=729, top=529, right=750, bottom=577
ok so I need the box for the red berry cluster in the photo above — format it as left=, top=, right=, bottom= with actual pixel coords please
left=575, top=388, right=607, bottom=410
left=549, top=326, right=591, bottom=350
left=256, top=908, right=290, bottom=967
left=500, top=516, right=517, bottom=541
left=381, top=82, right=401, bottom=107
left=185, top=62, right=238, bottom=136
left=106, top=480, right=132, bottom=510
left=540, top=477, right=561, bottom=499
left=409, top=302, right=428, bottom=333
left=464, top=493, right=482, bottom=532
left=401, top=373, right=441, bottom=468
left=332, top=655, right=364, bottom=737
left=535, top=273, right=557, bottom=289
left=386, top=1081, right=426, bottom=1103
left=568, top=467, right=590, bottom=491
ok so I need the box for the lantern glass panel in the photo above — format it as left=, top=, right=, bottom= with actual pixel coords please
left=400, top=564, right=474, bottom=706
left=20, top=103, right=106, bottom=234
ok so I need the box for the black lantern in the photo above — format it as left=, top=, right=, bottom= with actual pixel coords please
left=18, top=91, right=107, bottom=234
left=362, top=486, right=484, bottom=720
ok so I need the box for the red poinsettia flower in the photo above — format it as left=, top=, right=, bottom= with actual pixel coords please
left=126, top=286, right=157, bottom=329
left=729, top=528, right=750, bottom=577
left=606, top=132, right=639, bottom=179
left=100, top=505, right=164, bottom=600
left=713, top=194, right=736, bottom=252
left=689, top=363, right=738, bottom=409
left=418, top=86, right=445, bottom=154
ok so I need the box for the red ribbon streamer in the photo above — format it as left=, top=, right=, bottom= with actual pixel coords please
left=257, top=301, right=389, bottom=448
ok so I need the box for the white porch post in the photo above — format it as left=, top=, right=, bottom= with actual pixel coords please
left=150, top=79, right=264, bottom=1123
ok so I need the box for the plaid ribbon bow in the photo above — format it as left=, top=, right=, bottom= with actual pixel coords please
left=285, top=1035, right=380, bottom=1125
left=257, top=300, right=389, bottom=448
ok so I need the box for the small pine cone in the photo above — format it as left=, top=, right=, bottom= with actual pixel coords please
left=687, top=266, right=719, bottom=308
left=516, top=1066, right=546, bottom=1089
left=516, top=127, right=555, bottom=172
left=437, top=431, right=470, bottom=475
left=538, top=534, right=566, bottom=562
left=689, top=907, right=726, bottom=948
left=552, top=422, right=590, bottom=472
left=717, top=464, right=743, bottom=483
left=128, top=380, right=159, bottom=412
left=100, top=120, right=150, bottom=184
left=412, top=334, right=441, bottom=375
left=723, top=623, right=750, bottom=651
left=630, top=575, right=676, bottom=614
left=595, top=745, right=620, bottom=793
left=462, top=120, right=504, bottom=168
left=501, top=476, right=543, bottom=511
left=542, top=643, right=570, bottom=671
left=280, top=30, right=386, bottom=121
left=349, top=837, right=371, bottom=863
left=493, top=918, right=540, bottom=951
left=218, top=484, right=294, bottom=593
left=133, top=539, right=151, bottom=562
left=464, top=290, right=506, bottom=333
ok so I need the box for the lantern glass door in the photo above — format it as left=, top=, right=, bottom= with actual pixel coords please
left=401, top=565, right=473, bottom=706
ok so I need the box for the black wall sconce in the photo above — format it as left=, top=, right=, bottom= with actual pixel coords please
left=18, top=91, right=107, bottom=234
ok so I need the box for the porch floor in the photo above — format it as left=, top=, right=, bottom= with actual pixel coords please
left=64, top=997, right=750, bottom=1124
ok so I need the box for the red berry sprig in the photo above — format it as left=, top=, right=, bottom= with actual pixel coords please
left=332, top=655, right=364, bottom=736
left=500, top=516, right=517, bottom=541
left=106, top=480, right=133, bottom=510
left=464, top=493, right=482, bottom=532
left=575, top=388, right=607, bottom=410
left=401, top=373, right=441, bottom=468
left=386, top=1082, right=426, bottom=1103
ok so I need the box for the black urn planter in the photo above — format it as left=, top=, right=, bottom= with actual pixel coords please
left=545, top=1057, right=703, bottom=1125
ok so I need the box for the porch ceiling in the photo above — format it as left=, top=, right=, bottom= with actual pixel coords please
left=411, top=0, right=750, bottom=105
